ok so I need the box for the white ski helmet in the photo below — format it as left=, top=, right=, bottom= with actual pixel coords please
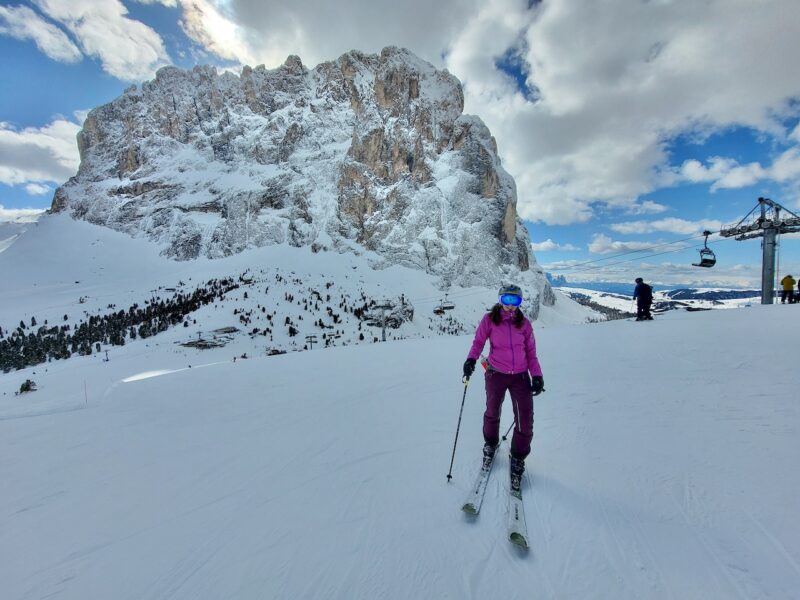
left=498, top=284, right=522, bottom=299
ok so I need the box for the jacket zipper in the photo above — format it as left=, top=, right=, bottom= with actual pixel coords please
left=507, top=320, right=515, bottom=373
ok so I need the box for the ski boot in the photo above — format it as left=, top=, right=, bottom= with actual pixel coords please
left=482, top=442, right=498, bottom=469
left=510, top=455, right=525, bottom=493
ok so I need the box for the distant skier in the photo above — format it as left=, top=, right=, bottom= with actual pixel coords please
left=462, top=284, right=544, bottom=491
left=780, top=274, right=796, bottom=304
left=633, top=277, right=654, bottom=321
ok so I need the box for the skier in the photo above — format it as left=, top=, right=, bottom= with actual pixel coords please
left=633, top=277, right=654, bottom=320
left=780, top=274, right=796, bottom=304
left=462, top=284, right=544, bottom=492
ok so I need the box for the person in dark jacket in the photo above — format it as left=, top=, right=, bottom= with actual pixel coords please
left=633, top=277, right=654, bottom=321
left=462, top=284, right=544, bottom=490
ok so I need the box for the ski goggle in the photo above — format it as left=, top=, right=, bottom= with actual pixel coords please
left=499, top=294, right=523, bottom=307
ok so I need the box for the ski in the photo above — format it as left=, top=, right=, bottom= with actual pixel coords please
left=461, top=447, right=498, bottom=515
left=507, top=478, right=529, bottom=549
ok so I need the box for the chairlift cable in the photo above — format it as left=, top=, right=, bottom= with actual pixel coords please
left=547, top=233, right=709, bottom=272
left=561, top=237, right=734, bottom=276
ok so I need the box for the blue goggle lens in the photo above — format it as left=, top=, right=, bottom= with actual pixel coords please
left=499, top=294, right=522, bottom=306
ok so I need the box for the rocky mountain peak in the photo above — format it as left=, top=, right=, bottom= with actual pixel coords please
left=51, top=46, right=554, bottom=315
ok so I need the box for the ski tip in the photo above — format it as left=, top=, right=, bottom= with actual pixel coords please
left=509, top=532, right=529, bottom=549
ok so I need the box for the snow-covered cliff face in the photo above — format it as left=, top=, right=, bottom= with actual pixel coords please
left=52, top=46, right=554, bottom=314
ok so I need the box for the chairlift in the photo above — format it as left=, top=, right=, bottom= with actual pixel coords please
left=692, top=230, right=716, bottom=268
left=433, top=306, right=445, bottom=316
left=440, top=293, right=455, bottom=310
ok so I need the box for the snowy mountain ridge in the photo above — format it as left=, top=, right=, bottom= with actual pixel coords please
left=0, top=215, right=592, bottom=375
left=50, top=46, right=553, bottom=313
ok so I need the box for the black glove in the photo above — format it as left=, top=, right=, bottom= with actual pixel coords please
left=463, top=358, right=476, bottom=379
left=531, top=375, right=544, bottom=396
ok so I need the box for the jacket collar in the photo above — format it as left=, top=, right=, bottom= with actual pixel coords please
left=500, top=308, right=516, bottom=322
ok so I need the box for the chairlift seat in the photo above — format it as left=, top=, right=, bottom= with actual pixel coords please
left=692, top=248, right=716, bottom=268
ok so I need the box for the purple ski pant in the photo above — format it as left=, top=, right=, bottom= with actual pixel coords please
left=483, top=369, right=534, bottom=460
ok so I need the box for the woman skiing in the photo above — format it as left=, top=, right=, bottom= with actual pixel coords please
left=462, top=284, right=544, bottom=491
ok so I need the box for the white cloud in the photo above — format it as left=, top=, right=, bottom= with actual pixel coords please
left=530, top=239, right=579, bottom=252
left=157, top=1, right=800, bottom=224
left=31, top=0, right=171, bottom=81
left=0, top=205, right=46, bottom=223
left=453, top=0, right=800, bottom=224
left=714, top=164, right=767, bottom=190
left=588, top=233, right=667, bottom=255
left=770, top=148, right=800, bottom=183
left=178, top=0, right=261, bottom=66
left=680, top=159, right=719, bottom=184
left=0, top=118, right=81, bottom=186
left=610, top=218, right=723, bottom=236
left=444, top=0, right=534, bottom=103
left=624, top=200, right=668, bottom=216
left=0, top=4, right=82, bottom=63
left=172, top=0, right=480, bottom=74
left=25, top=183, right=51, bottom=195
left=133, top=0, right=178, bottom=6
left=679, top=149, right=800, bottom=191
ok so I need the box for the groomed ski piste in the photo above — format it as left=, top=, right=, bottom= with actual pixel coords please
left=2, top=217, right=799, bottom=599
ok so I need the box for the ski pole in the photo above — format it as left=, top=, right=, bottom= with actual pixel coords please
left=501, top=422, right=514, bottom=442
left=446, top=376, right=470, bottom=482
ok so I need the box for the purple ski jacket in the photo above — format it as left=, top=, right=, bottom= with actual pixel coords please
left=467, top=310, right=543, bottom=377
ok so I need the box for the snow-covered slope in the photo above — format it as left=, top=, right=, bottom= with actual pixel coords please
left=0, top=214, right=591, bottom=376
left=0, top=219, right=34, bottom=254
left=1, top=270, right=798, bottom=598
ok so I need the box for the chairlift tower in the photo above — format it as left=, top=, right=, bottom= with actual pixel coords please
left=719, top=197, right=800, bottom=305
left=374, top=302, right=394, bottom=342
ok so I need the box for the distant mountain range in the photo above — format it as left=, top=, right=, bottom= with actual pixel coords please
left=545, top=273, right=760, bottom=298
left=546, top=276, right=672, bottom=295
left=662, top=289, right=761, bottom=301
left=554, top=283, right=762, bottom=319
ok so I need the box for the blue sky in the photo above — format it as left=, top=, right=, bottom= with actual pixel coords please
left=2, top=0, right=800, bottom=288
